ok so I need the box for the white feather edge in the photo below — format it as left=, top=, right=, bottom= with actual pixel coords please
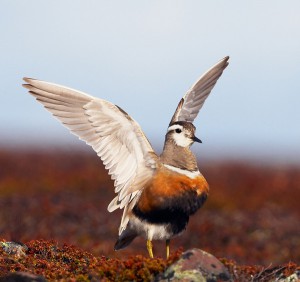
left=163, top=164, right=201, bottom=178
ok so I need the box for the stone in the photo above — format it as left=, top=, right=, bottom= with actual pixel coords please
left=1, top=242, right=28, bottom=258
left=156, top=248, right=232, bottom=282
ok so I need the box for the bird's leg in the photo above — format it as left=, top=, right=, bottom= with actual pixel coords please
left=146, top=239, right=154, bottom=258
left=166, top=239, right=170, bottom=259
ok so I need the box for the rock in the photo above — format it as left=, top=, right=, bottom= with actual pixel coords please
left=1, top=242, right=28, bottom=258
left=277, top=270, right=300, bottom=282
left=156, top=248, right=232, bottom=282
left=0, top=272, right=47, bottom=282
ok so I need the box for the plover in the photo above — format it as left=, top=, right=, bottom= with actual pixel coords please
left=23, top=56, right=229, bottom=258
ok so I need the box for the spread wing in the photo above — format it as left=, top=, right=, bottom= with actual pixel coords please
left=23, top=78, right=157, bottom=215
left=170, top=56, right=229, bottom=124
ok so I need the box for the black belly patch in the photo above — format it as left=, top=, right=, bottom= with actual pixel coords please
left=133, top=191, right=207, bottom=235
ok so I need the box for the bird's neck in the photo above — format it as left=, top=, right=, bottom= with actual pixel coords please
left=160, top=140, right=198, bottom=171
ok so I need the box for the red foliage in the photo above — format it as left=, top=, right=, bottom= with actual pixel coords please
left=0, top=149, right=299, bottom=279
left=0, top=239, right=181, bottom=281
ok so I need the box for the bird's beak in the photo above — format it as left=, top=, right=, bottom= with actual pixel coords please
left=193, top=136, right=202, bottom=143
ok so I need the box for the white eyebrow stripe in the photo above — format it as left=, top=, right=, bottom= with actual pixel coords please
left=163, top=164, right=201, bottom=179
left=167, top=124, right=183, bottom=132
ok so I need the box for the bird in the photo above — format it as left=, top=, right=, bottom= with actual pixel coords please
left=23, top=56, right=229, bottom=258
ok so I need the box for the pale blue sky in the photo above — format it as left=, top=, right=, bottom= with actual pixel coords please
left=1, top=1, right=300, bottom=163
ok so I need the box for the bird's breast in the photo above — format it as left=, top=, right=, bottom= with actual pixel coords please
left=132, top=167, right=209, bottom=233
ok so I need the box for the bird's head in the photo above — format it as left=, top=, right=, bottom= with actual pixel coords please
left=166, top=121, right=202, bottom=148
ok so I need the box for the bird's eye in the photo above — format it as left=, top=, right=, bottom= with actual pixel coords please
left=175, top=128, right=182, bottom=133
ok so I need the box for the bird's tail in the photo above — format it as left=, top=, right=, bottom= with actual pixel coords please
left=114, top=228, right=137, bottom=250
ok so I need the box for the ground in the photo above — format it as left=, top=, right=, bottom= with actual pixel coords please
left=0, top=149, right=299, bottom=280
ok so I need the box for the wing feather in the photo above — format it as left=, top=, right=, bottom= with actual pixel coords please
left=170, top=56, right=229, bottom=124
left=23, top=78, right=156, bottom=217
